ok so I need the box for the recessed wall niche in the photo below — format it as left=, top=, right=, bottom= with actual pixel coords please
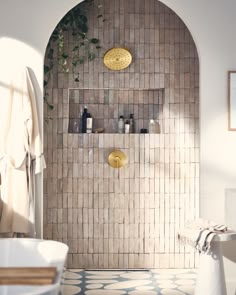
left=68, top=88, right=164, bottom=133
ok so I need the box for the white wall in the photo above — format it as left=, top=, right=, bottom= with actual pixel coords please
left=0, top=0, right=79, bottom=240
left=160, top=1, right=236, bottom=293
left=0, top=0, right=236, bottom=293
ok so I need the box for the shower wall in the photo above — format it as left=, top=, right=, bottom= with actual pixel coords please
left=44, top=0, right=199, bottom=268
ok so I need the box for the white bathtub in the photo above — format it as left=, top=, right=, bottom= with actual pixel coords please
left=0, top=238, right=69, bottom=295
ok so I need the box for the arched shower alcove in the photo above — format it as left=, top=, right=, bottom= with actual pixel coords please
left=43, top=0, right=199, bottom=269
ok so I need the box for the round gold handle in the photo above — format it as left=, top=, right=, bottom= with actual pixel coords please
left=108, top=150, right=127, bottom=168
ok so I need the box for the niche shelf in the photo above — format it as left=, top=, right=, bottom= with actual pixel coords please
left=68, top=87, right=164, bottom=134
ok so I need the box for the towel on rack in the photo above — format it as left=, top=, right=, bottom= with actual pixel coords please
left=0, top=67, right=45, bottom=236
left=177, top=219, right=228, bottom=253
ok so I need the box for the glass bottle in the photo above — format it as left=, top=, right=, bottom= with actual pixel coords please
left=129, top=114, right=134, bottom=133
left=149, top=119, right=156, bottom=134
left=82, top=106, right=88, bottom=133
left=118, top=115, right=124, bottom=133
left=155, top=120, right=161, bottom=134
left=79, top=107, right=83, bottom=133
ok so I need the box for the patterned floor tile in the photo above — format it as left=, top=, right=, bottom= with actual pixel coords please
left=62, top=269, right=196, bottom=295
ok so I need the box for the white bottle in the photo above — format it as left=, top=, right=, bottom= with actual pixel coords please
left=149, top=119, right=156, bottom=134
left=125, top=120, right=130, bottom=134
left=86, top=113, right=93, bottom=133
left=118, top=116, right=124, bottom=133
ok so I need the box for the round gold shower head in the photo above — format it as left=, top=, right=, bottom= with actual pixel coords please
left=108, top=150, right=127, bottom=168
left=103, top=47, right=132, bottom=71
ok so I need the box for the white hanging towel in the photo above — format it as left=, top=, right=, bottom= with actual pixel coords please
left=0, top=67, right=45, bottom=236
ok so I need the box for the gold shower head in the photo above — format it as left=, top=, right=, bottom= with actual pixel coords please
left=103, top=48, right=132, bottom=71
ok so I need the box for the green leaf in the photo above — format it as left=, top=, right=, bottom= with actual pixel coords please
left=47, top=48, right=54, bottom=59
left=80, top=23, right=88, bottom=33
left=90, top=38, right=99, bottom=44
left=72, top=61, right=78, bottom=67
left=84, top=0, right=94, bottom=7
left=44, top=65, right=50, bottom=74
left=79, top=56, right=85, bottom=64
left=61, top=53, right=69, bottom=59
left=72, top=46, right=79, bottom=51
left=74, top=74, right=80, bottom=82
left=73, top=6, right=82, bottom=16
left=44, top=96, right=54, bottom=111
left=52, top=31, right=59, bottom=41
left=88, top=53, right=96, bottom=61
left=63, top=18, right=70, bottom=26
left=79, top=15, right=88, bottom=23
left=78, top=32, right=86, bottom=39
left=44, top=80, right=48, bottom=87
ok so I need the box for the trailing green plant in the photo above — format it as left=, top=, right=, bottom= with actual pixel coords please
left=44, top=0, right=103, bottom=110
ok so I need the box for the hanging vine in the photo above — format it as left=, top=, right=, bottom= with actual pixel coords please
left=44, top=0, right=103, bottom=110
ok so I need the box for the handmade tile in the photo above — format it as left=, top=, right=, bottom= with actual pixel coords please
left=44, top=0, right=199, bottom=270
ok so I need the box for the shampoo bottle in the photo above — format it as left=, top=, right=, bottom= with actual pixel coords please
left=86, top=113, right=93, bottom=133
left=82, top=106, right=88, bottom=133
left=118, top=116, right=124, bottom=133
left=129, top=114, right=134, bottom=133
left=125, top=120, right=130, bottom=134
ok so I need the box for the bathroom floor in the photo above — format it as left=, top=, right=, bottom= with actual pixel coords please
left=62, top=269, right=196, bottom=295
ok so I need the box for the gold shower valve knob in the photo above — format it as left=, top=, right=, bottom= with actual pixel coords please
left=108, top=150, right=127, bottom=168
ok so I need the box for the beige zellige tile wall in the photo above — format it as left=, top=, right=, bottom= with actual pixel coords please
left=44, top=0, right=199, bottom=268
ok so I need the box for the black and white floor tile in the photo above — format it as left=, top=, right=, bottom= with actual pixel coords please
left=62, top=269, right=196, bottom=295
